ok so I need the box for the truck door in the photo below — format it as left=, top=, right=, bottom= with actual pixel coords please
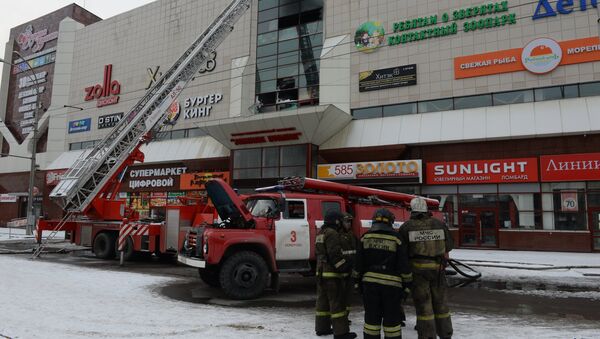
left=275, top=199, right=310, bottom=260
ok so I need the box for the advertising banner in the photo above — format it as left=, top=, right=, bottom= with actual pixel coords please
left=455, top=36, right=600, bottom=79
left=540, top=153, right=600, bottom=182
left=180, top=172, right=230, bottom=190
left=68, top=118, right=91, bottom=133
left=318, top=160, right=422, bottom=183
left=46, top=169, right=66, bottom=186
left=0, top=194, right=18, bottom=203
left=426, top=158, right=538, bottom=184
left=98, top=112, right=123, bottom=129
left=359, top=64, right=417, bottom=92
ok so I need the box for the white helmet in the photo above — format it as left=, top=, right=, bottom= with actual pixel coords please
left=410, top=197, right=428, bottom=213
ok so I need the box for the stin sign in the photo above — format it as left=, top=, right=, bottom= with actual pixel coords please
left=532, top=0, right=597, bottom=20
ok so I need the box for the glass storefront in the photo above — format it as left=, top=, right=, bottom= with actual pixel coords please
left=422, top=182, right=598, bottom=248
left=232, top=144, right=309, bottom=180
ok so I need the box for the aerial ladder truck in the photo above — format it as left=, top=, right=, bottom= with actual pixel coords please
left=178, top=176, right=444, bottom=299
left=34, top=0, right=252, bottom=260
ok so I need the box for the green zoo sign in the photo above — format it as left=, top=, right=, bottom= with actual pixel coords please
left=356, top=1, right=517, bottom=50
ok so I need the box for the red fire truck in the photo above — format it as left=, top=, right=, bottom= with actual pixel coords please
left=34, top=0, right=250, bottom=260
left=178, top=176, right=442, bottom=299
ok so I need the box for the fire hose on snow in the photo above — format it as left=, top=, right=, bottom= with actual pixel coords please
left=445, top=258, right=482, bottom=288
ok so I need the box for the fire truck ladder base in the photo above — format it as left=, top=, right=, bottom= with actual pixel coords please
left=32, top=212, right=74, bottom=259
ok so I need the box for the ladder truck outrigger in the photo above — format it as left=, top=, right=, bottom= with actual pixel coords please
left=34, top=0, right=252, bottom=260
left=177, top=176, right=444, bottom=300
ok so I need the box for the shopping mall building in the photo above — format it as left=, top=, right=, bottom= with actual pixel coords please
left=1, top=0, right=600, bottom=252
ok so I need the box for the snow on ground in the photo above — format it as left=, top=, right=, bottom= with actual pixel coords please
left=0, top=227, right=65, bottom=241
left=451, top=248, right=600, bottom=284
left=0, top=255, right=599, bottom=339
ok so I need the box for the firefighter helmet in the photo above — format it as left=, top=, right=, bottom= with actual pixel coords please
left=410, top=197, right=428, bottom=213
left=372, top=208, right=395, bottom=226
left=324, top=210, right=343, bottom=226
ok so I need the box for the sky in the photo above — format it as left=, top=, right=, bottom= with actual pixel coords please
left=0, top=0, right=156, bottom=77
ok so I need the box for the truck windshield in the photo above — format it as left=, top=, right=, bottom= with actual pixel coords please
left=245, top=198, right=278, bottom=217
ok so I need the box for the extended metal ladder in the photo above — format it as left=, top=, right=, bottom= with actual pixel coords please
left=49, top=0, right=251, bottom=213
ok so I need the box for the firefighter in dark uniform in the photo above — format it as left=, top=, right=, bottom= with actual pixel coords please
left=356, top=208, right=412, bottom=339
left=398, top=197, right=454, bottom=339
left=339, top=212, right=358, bottom=321
left=315, top=210, right=357, bottom=339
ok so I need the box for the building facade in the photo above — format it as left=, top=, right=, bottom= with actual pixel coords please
left=1, top=0, right=600, bottom=251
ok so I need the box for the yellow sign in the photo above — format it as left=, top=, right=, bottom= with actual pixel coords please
left=318, top=160, right=422, bottom=182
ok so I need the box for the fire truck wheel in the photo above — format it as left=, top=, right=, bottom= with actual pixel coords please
left=219, top=251, right=268, bottom=300
left=198, top=267, right=221, bottom=288
left=93, top=232, right=116, bottom=259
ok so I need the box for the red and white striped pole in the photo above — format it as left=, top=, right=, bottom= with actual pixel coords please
left=118, top=219, right=128, bottom=266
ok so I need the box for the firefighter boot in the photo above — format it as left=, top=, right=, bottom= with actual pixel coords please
left=316, top=329, right=333, bottom=336
left=333, top=332, right=357, bottom=339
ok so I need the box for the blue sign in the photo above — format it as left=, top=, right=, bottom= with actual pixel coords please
left=68, top=118, right=91, bottom=133
left=532, top=0, right=597, bottom=20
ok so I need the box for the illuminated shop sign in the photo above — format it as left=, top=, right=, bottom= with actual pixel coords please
left=68, top=118, right=91, bottom=134
left=127, top=166, right=187, bottom=190
left=16, top=24, right=58, bottom=53
left=540, top=153, right=600, bottom=182
left=84, top=64, right=121, bottom=108
left=98, top=112, right=123, bottom=129
left=359, top=64, right=416, bottom=92
left=318, top=160, right=422, bottom=183
left=180, top=172, right=230, bottom=190
left=12, top=53, right=56, bottom=74
left=532, top=0, right=597, bottom=20
left=426, top=158, right=538, bottom=184
left=181, top=93, right=223, bottom=119
left=455, top=36, right=600, bottom=79
left=18, top=71, right=47, bottom=89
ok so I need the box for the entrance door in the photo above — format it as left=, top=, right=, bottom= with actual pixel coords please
left=459, top=209, right=498, bottom=247
left=590, top=209, right=600, bottom=251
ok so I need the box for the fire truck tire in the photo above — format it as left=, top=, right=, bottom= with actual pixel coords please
left=93, top=232, right=116, bottom=259
left=198, top=267, right=221, bottom=288
left=219, top=251, right=268, bottom=300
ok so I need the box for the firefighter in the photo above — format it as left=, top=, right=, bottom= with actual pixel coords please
left=315, top=209, right=357, bottom=339
left=356, top=208, right=412, bottom=339
left=339, top=212, right=358, bottom=321
left=398, top=197, right=454, bottom=339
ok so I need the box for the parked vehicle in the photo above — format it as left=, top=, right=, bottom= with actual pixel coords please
left=178, top=176, right=442, bottom=299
